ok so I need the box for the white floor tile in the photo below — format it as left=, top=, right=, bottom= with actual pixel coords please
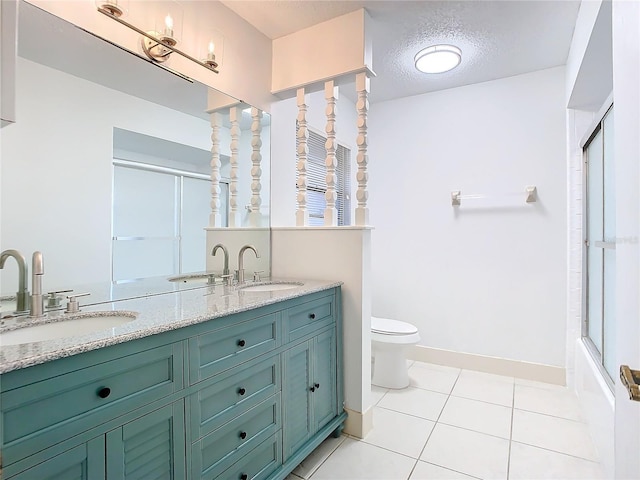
left=371, top=386, right=389, bottom=406
left=364, top=406, right=435, bottom=458
left=292, top=435, right=346, bottom=479
left=420, top=424, right=509, bottom=479
left=310, top=437, right=416, bottom=480
left=410, top=461, right=479, bottom=479
left=511, top=409, right=599, bottom=461
left=377, top=387, right=448, bottom=421
left=439, top=396, right=512, bottom=439
left=514, top=384, right=585, bottom=421
left=409, top=362, right=460, bottom=394
left=451, top=370, right=514, bottom=407
left=509, top=442, right=605, bottom=479
left=409, top=462, right=476, bottom=480
left=460, top=369, right=515, bottom=384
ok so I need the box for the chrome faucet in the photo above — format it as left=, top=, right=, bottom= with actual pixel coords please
left=211, top=243, right=230, bottom=276
left=30, top=251, right=44, bottom=317
left=0, top=249, right=29, bottom=312
left=237, top=245, right=259, bottom=284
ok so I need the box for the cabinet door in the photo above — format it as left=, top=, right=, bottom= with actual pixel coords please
left=312, top=329, right=338, bottom=432
left=282, top=340, right=313, bottom=460
left=105, top=400, right=186, bottom=480
left=7, top=437, right=105, bottom=480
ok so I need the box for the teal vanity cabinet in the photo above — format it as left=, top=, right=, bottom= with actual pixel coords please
left=282, top=294, right=339, bottom=460
left=0, top=339, right=186, bottom=479
left=0, top=286, right=346, bottom=480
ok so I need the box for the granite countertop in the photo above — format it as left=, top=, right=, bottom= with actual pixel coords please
left=0, top=278, right=341, bottom=374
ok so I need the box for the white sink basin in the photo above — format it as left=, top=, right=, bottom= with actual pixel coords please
left=240, top=282, right=302, bottom=292
left=0, top=312, right=137, bottom=346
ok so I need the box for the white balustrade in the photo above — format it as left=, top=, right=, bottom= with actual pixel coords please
left=209, top=112, right=222, bottom=227
left=228, top=106, right=241, bottom=227
left=296, top=87, right=309, bottom=226
left=355, top=72, right=370, bottom=226
left=324, top=80, right=339, bottom=226
left=248, top=107, right=263, bottom=227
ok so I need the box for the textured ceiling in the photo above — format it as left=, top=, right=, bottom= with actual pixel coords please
left=220, top=0, right=581, bottom=103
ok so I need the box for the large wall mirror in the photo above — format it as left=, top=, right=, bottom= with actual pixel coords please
left=0, top=1, right=270, bottom=304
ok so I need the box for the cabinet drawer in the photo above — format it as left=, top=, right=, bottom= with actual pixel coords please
left=189, top=313, right=281, bottom=384
left=284, top=295, right=335, bottom=342
left=192, top=394, right=281, bottom=480
left=1, top=343, right=183, bottom=465
left=218, top=431, right=282, bottom=480
left=190, top=354, right=281, bottom=441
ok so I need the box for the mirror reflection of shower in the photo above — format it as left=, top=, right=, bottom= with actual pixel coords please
left=111, top=128, right=230, bottom=283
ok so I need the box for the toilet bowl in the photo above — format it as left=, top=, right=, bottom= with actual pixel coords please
left=371, top=316, right=420, bottom=389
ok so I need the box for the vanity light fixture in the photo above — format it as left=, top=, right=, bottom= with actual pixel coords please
left=414, top=44, right=462, bottom=74
left=96, top=1, right=220, bottom=74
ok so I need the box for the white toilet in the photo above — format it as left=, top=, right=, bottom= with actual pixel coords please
left=371, top=316, right=421, bottom=389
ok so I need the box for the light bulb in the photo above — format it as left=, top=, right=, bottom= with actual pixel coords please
left=164, top=14, right=173, bottom=37
left=208, top=41, right=215, bottom=55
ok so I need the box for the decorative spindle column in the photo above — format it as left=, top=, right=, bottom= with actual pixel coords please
left=228, top=106, right=241, bottom=227
left=296, top=88, right=309, bottom=226
left=355, top=72, right=370, bottom=226
left=209, top=112, right=222, bottom=227
left=324, top=80, right=339, bottom=226
left=248, top=107, right=263, bottom=227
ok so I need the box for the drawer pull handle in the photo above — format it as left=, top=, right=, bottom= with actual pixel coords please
left=309, top=313, right=316, bottom=319
left=238, top=387, right=246, bottom=396
left=240, top=475, right=248, bottom=480
left=239, top=431, right=247, bottom=440
left=310, top=385, right=316, bottom=392
left=237, top=339, right=246, bottom=347
left=97, top=387, right=111, bottom=399
left=315, top=383, right=320, bottom=390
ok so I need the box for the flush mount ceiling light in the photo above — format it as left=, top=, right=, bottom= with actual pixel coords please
left=415, top=44, right=462, bottom=74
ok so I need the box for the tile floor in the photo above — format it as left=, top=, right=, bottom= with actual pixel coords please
left=286, top=361, right=605, bottom=480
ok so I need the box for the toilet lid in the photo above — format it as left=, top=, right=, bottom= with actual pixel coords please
left=371, top=316, right=418, bottom=335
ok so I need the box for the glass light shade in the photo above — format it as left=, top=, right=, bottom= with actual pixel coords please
left=415, top=44, right=462, bottom=74
left=199, top=30, right=225, bottom=67
left=152, top=1, right=183, bottom=44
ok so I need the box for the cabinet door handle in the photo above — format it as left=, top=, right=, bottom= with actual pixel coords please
left=310, top=385, right=316, bottom=392
left=240, top=474, right=248, bottom=480
left=314, top=383, right=320, bottom=390
left=237, top=339, right=246, bottom=347
left=97, top=387, right=111, bottom=399
left=309, top=313, right=316, bottom=319
left=239, top=431, right=247, bottom=440
left=238, top=387, right=246, bottom=396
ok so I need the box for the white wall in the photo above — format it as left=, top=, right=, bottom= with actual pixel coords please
left=272, top=9, right=372, bottom=95
left=1, top=57, right=210, bottom=291
left=368, top=67, right=567, bottom=368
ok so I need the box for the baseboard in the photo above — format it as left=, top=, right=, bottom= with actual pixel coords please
left=410, top=345, right=566, bottom=385
left=343, top=405, right=373, bottom=439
